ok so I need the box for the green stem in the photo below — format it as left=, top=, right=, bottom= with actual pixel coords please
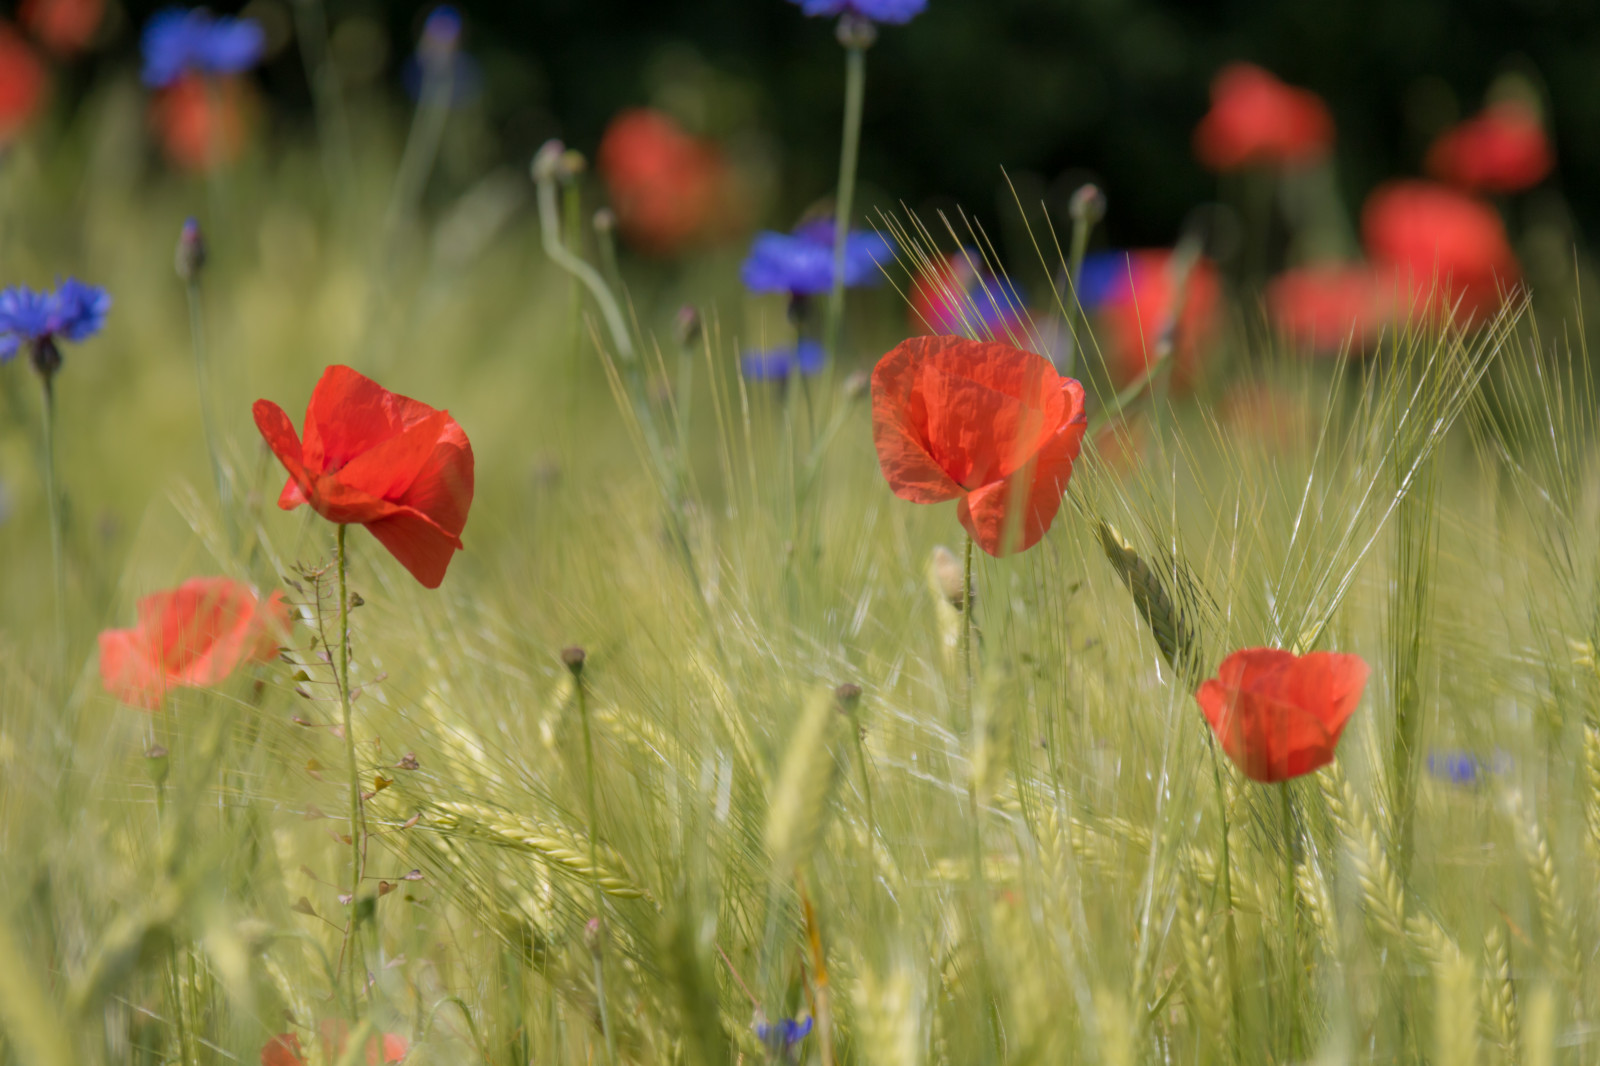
left=1279, top=782, right=1301, bottom=1060
left=185, top=279, right=230, bottom=525
left=1209, top=745, right=1241, bottom=1060
left=574, top=663, right=618, bottom=1066
left=335, top=524, right=366, bottom=1003
left=290, top=0, right=355, bottom=202
left=822, top=42, right=867, bottom=361
left=1061, top=213, right=1095, bottom=377
left=40, top=373, right=65, bottom=683
left=960, top=534, right=975, bottom=689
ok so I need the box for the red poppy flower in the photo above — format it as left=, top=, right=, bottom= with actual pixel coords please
left=19, top=0, right=102, bottom=55
left=0, top=23, right=47, bottom=142
left=871, top=335, right=1087, bottom=557
left=597, top=108, right=733, bottom=256
left=150, top=73, right=252, bottom=172
left=1425, top=103, right=1552, bottom=195
left=262, top=1026, right=408, bottom=1066
left=1193, top=63, right=1333, bottom=172
left=254, top=365, right=475, bottom=590
left=1196, top=648, right=1368, bottom=783
left=1361, top=180, right=1518, bottom=326
left=1096, top=251, right=1221, bottom=388
left=99, top=577, right=289, bottom=710
left=1266, top=265, right=1396, bottom=354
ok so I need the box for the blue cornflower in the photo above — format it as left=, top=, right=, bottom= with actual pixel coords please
left=913, top=249, right=1029, bottom=339
left=1074, top=251, right=1136, bottom=312
left=741, top=219, right=895, bottom=297
left=141, top=8, right=266, bottom=88
left=741, top=340, right=825, bottom=380
left=788, top=0, right=928, bottom=24
left=756, top=1016, right=814, bottom=1049
left=402, top=7, right=482, bottom=106
left=1426, top=748, right=1511, bottom=788
left=0, top=279, right=112, bottom=376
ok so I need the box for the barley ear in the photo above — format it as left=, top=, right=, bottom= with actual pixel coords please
left=766, top=686, right=844, bottom=877
left=1095, top=520, right=1205, bottom=686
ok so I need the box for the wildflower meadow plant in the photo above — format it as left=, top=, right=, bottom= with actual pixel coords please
left=0, top=277, right=110, bottom=672
left=0, top=22, right=47, bottom=142
left=98, top=577, right=288, bottom=710
left=141, top=7, right=264, bottom=170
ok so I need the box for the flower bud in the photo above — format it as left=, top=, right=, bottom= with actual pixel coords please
left=175, top=218, right=207, bottom=283
left=560, top=646, right=586, bottom=676
left=1069, top=184, right=1106, bottom=227
left=592, top=207, right=616, bottom=236
left=558, top=149, right=587, bottom=181
left=834, top=683, right=862, bottom=715
left=675, top=305, right=703, bottom=348
left=929, top=545, right=966, bottom=610
left=531, top=140, right=566, bottom=185
left=836, top=12, right=878, bottom=49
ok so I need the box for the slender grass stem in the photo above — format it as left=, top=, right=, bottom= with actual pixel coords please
left=184, top=279, right=229, bottom=526
left=823, top=39, right=868, bottom=362
left=39, top=372, right=65, bottom=682
left=1061, top=187, right=1103, bottom=377
left=960, top=533, right=975, bottom=689
left=334, top=524, right=367, bottom=1004
left=1279, top=782, right=1301, bottom=1060
left=569, top=650, right=617, bottom=1066
left=1208, top=743, right=1241, bottom=1060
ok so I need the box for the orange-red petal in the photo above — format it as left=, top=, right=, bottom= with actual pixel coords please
left=956, top=378, right=1086, bottom=555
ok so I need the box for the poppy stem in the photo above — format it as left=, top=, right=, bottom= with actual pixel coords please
left=1207, top=743, right=1242, bottom=1058
left=568, top=649, right=618, bottom=1066
left=185, top=276, right=231, bottom=532
left=1278, top=782, right=1301, bottom=1059
left=334, top=523, right=367, bottom=1004
left=960, top=534, right=975, bottom=688
left=39, top=373, right=66, bottom=684
left=822, top=38, right=868, bottom=362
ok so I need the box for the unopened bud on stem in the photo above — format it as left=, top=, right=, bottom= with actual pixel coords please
left=1069, top=184, right=1106, bottom=227
left=836, top=12, right=877, bottom=49
left=175, top=218, right=207, bottom=283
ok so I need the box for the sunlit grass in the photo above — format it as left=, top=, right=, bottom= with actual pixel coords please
left=0, top=101, right=1597, bottom=1066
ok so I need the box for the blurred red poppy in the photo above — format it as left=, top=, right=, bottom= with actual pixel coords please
left=1096, top=251, right=1221, bottom=389
left=150, top=73, right=251, bottom=172
left=1361, top=180, right=1518, bottom=326
left=1218, top=382, right=1311, bottom=451
left=99, top=577, right=289, bottom=710
left=1194, top=63, right=1333, bottom=172
left=597, top=108, right=732, bottom=256
left=19, top=0, right=102, bottom=55
left=0, top=23, right=47, bottom=142
left=908, top=252, right=1029, bottom=340
left=262, top=1026, right=408, bottom=1066
left=254, top=365, right=475, bottom=589
left=1266, top=265, right=1395, bottom=354
left=1425, top=102, right=1552, bottom=195
left=1196, top=647, right=1368, bottom=783
left=871, top=335, right=1087, bottom=556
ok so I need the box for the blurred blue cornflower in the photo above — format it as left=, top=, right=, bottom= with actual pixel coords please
left=1426, top=748, right=1512, bottom=788
left=755, top=1016, right=814, bottom=1050
left=740, top=340, right=825, bottom=381
left=787, top=0, right=927, bottom=24
left=401, top=5, right=483, bottom=105
left=0, top=279, right=112, bottom=376
left=141, top=8, right=266, bottom=88
left=741, top=218, right=894, bottom=298
left=1074, top=250, right=1139, bottom=312
left=911, top=249, right=1029, bottom=339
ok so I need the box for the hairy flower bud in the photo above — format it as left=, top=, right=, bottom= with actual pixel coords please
left=175, top=217, right=207, bottom=283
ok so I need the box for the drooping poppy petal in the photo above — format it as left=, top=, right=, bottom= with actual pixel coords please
left=1195, top=648, right=1368, bottom=783
left=100, top=578, right=288, bottom=710
left=871, top=336, right=1087, bottom=556
left=256, top=366, right=475, bottom=589
left=1194, top=63, right=1333, bottom=172
left=261, top=1033, right=305, bottom=1066
left=1425, top=102, right=1552, bottom=195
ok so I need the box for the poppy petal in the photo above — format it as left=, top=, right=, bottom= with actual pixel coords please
left=254, top=399, right=311, bottom=512
left=362, top=507, right=464, bottom=589
left=98, top=626, right=164, bottom=710
left=955, top=379, right=1085, bottom=555
left=301, top=365, right=444, bottom=474
left=871, top=338, right=967, bottom=503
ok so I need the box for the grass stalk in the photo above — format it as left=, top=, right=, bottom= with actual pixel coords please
left=1278, top=782, right=1301, bottom=1061
left=822, top=29, right=868, bottom=361
left=184, top=277, right=229, bottom=526
left=567, top=647, right=618, bottom=1066
left=334, top=523, right=367, bottom=1004
left=39, top=371, right=65, bottom=682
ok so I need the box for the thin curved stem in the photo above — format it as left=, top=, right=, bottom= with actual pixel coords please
left=823, top=44, right=867, bottom=361
left=574, top=665, right=617, bottom=1066
left=40, top=374, right=65, bottom=683
left=335, top=524, right=367, bottom=1004
left=185, top=280, right=229, bottom=525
